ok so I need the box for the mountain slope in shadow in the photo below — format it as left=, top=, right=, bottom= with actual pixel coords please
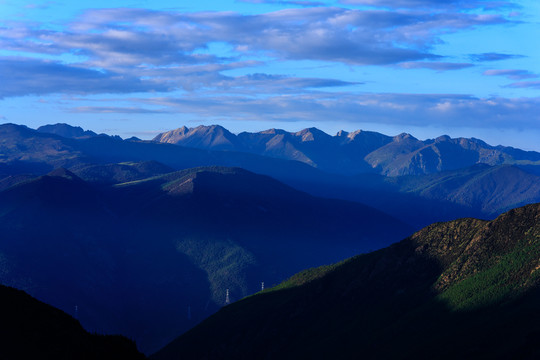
left=392, top=163, right=540, bottom=216
left=0, top=166, right=412, bottom=354
left=0, top=284, right=145, bottom=360
left=153, top=203, right=540, bottom=360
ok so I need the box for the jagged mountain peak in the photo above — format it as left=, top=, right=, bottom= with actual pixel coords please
left=435, top=134, right=451, bottom=142
left=257, top=128, right=289, bottom=135
left=294, top=127, right=331, bottom=142
left=37, top=123, right=97, bottom=139
left=346, top=129, right=362, bottom=138
left=190, top=124, right=231, bottom=134
left=153, top=125, right=238, bottom=150
left=393, top=132, right=417, bottom=141
left=152, top=126, right=189, bottom=142
left=134, top=124, right=540, bottom=176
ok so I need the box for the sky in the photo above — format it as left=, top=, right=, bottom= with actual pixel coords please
left=0, top=0, right=539, bottom=150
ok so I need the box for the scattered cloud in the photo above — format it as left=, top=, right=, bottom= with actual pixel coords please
left=339, top=0, right=515, bottom=10
left=0, top=55, right=360, bottom=97
left=0, top=6, right=509, bottom=98
left=2, top=2, right=534, bottom=139
left=469, top=52, right=525, bottom=62
left=238, top=0, right=326, bottom=6
left=214, top=73, right=362, bottom=93
left=94, top=92, right=540, bottom=130
left=483, top=69, right=538, bottom=80
left=0, top=6, right=509, bottom=68
left=399, top=61, right=474, bottom=71
left=23, top=2, right=56, bottom=10
left=505, top=81, right=540, bottom=89
left=0, top=57, right=173, bottom=98
left=70, top=106, right=171, bottom=114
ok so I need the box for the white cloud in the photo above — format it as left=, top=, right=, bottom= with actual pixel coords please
left=82, top=92, right=540, bottom=130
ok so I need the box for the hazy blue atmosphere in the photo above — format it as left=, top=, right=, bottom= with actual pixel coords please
left=2, top=2, right=540, bottom=357
left=1, top=0, right=539, bottom=149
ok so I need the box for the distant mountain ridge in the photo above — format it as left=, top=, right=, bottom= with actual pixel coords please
left=153, top=125, right=540, bottom=176
left=3, top=122, right=540, bottom=229
left=0, top=123, right=330, bottom=185
left=389, top=163, right=540, bottom=217
left=153, top=202, right=540, bottom=360
left=37, top=123, right=98, bottom=139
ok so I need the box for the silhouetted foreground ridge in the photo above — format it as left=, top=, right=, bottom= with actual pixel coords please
left=0, top=284, right=145, bottom=360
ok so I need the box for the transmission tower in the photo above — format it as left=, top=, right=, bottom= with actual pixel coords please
left=225, top=288, right=230, bottom=304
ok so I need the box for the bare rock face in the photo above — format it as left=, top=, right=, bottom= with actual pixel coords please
left=152, top=126, right=189, bottom=143
left=153, top=125, right=239, bottom=151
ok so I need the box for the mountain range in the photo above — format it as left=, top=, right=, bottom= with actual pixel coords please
left=2, top=122, right=540, bottom=356
left=3, top=123, right=540, bottom=229
left=153, top=202, right=540, bottom=360
left=152, top=124, right=540, bottom=226
left=154, top=125, right=540, bottom=176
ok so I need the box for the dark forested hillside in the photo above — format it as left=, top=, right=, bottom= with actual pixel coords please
left=153, top=203, right=540, bottom=360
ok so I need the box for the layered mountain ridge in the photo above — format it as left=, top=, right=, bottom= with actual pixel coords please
left=3, top=122, right=540, bottom=229
left=2, top=122, right=540, bottom=358
left=0, top=165, right=411, bottom=353
left=153, top=124, right=540, bottom=176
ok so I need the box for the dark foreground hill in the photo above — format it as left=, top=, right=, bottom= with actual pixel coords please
left=0, top=284, right=145, bottom=360
left=153, top=203, right=540, bottom=360
left=0, top=166, right=411, bottom=354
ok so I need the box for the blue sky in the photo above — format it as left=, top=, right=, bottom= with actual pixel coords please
left=1, top=0, right=539, bottom=150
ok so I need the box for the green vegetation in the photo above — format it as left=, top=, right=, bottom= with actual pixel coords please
left=268, top=256, right=360, bottom=292
left=153, top=203, right=540, bottom=360
left=437, top=238, right=540, bottom=310
left=176, top=237, right=257, bottom=304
